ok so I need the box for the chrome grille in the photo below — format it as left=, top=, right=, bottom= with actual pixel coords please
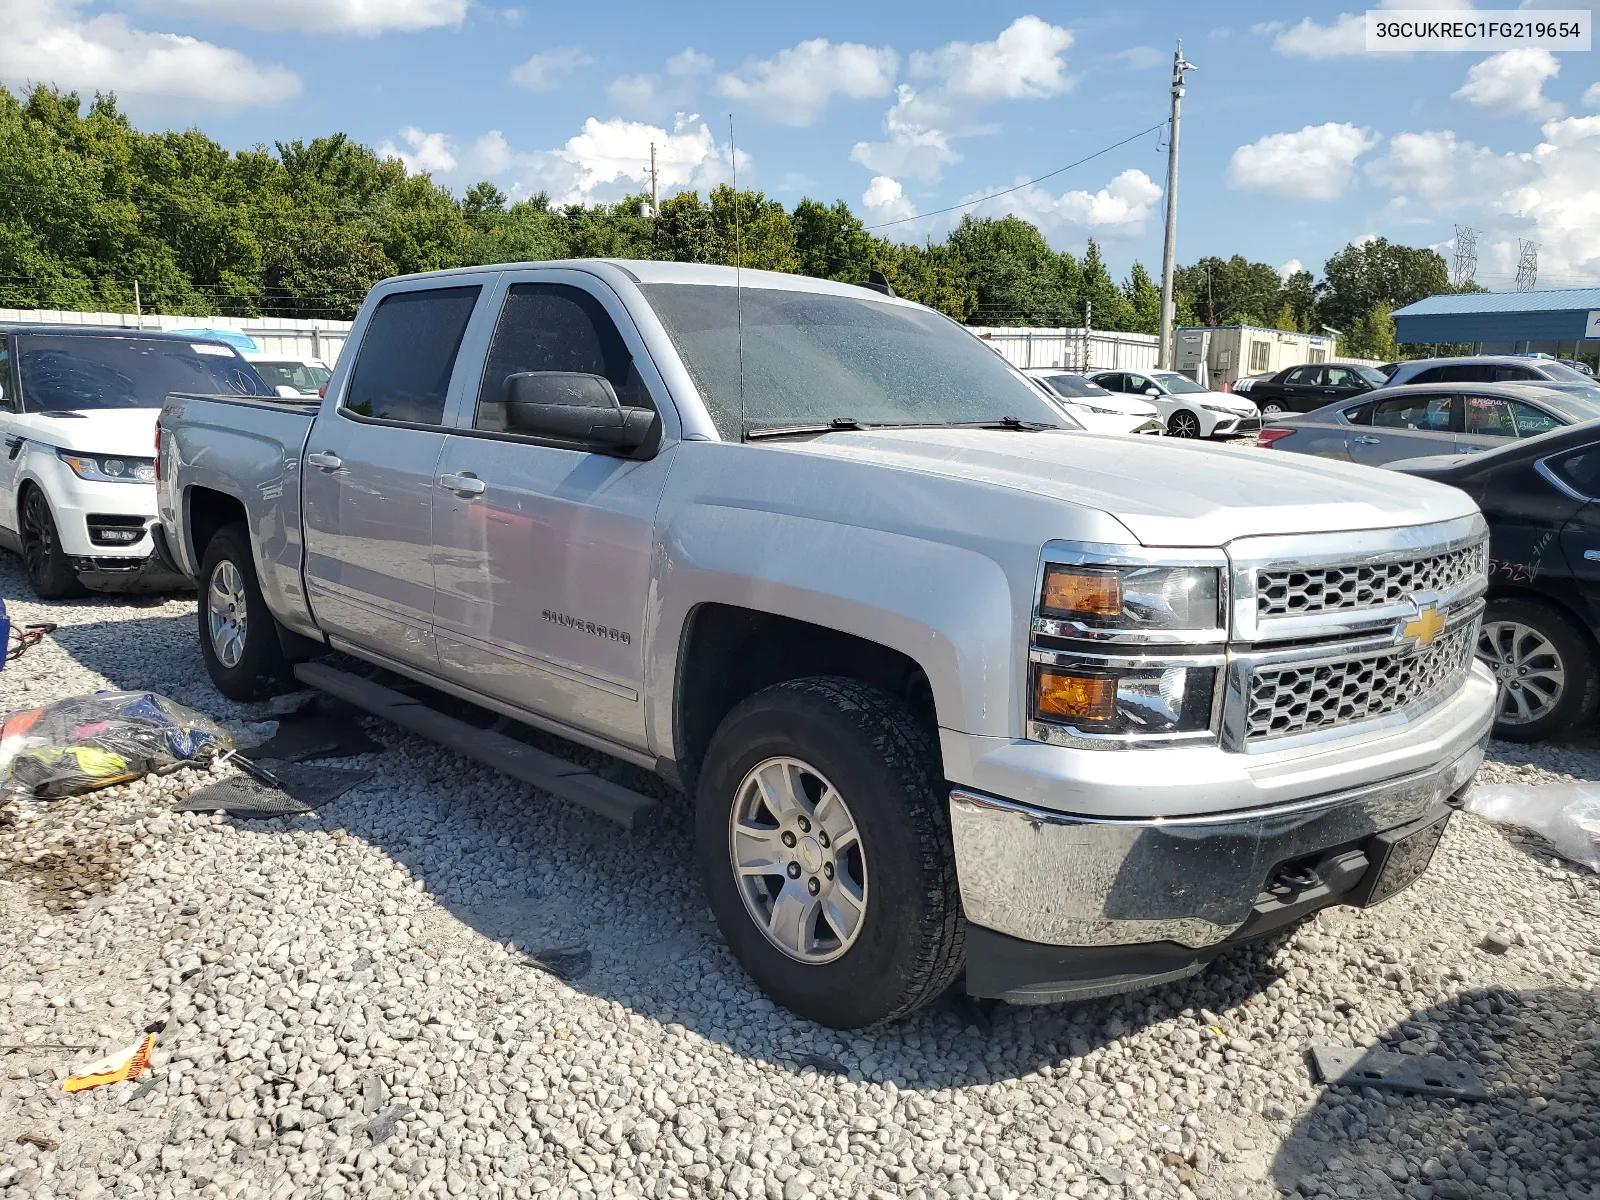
left=1245, top=622, right=1476, bottom=742
left=1256, top=542, right=1486, bottom=618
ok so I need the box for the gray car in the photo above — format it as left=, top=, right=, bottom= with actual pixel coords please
left=1382, top=354, right=1596, bottom=389
left=1256, top=382, right=1600, bottom=466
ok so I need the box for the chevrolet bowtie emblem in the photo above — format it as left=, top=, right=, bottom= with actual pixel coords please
left=1403, top=605, right=1446, bottom=647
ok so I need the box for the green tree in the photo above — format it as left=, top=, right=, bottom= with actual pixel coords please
left=1124, top=262, right=1161, bottom=335
left=792, top=198, right=872, bottom=282
left=1315, top=237, right=1448, bottom=338
left=1080, top=240, right=1136, bottom=331
left=947, top=215, right=1072, bottom=325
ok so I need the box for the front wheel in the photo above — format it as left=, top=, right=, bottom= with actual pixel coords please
left=198, top=524, right=290, bottom=701
left=1477, top=598, right=1599, bottom=742
left=696, top=677, right=964, bottom=1028
left=1167, top=410, right=1202, bottom=438
left=20, top=487, right=87, bottom=600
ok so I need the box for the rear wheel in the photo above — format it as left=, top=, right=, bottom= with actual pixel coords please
left=199, top=524, right=290, bottom=701
left=20, top=487, right=87, bottom=600
left=1168, top=410, right=1202, bottom=438
left=1477, top=597, right=1599, bottom=742
left=1260, top=401, right=1285, bottom=418
left=696, top=677, right=964, bottom=1028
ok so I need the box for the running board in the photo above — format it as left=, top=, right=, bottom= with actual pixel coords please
left=293, top=662, right=657, bottom=829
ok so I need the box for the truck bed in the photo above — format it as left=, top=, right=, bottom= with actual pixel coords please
left=158, top=391, right=319, bottom=637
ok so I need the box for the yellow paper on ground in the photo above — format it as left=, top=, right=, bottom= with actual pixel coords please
left=62, top=1034, right=155, bottom=1093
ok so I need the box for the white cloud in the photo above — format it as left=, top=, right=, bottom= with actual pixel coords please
left=1278, top=258, right=1304, bottom=279
left=911, top=15, right=1073, bottom=101
left=850, top=85, right=960, bottom=182
left=1258, top=2, right=1471, bottom=58
left=0, top=0, right=299, bottom=114
left=1585, top=82, right=1600, bottom=109
left=1109, top=46, right=1165, bottom=70
left=1364, top=115, right=1600, bottom=284
left=1228, top=122, right=1379, bottom=200
left=143, top=0, right=466, bottom=35
left=463, top=131, right=515, bottom=175
left=946, top=168, right=1162, bottom=243
left=718, top=39, right=897, bottom=126
left=378, top=127, right=458, bottom=174
left=509, top=46, right=595, bottom=92
left=608, top=47, right=712, bottom=114
left=862, top=176, right=915, bottom=222
left=1454, top=49, right=1562, bottom=118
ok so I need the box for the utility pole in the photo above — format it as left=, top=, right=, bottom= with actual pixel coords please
left=133, top=280, right=142, bottom=329
left=1157, top=44, right=1196, bottom=370
left=649, top=142, right=659, bottom=218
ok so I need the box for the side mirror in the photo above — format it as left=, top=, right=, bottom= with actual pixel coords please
left=502, top=371, right=655, bottom=452
left=1145, top=388, right=1160, bottom=397
left=275, top=385, right=302, bottom=399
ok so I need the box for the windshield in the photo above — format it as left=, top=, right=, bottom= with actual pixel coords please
left=1043, top=374, right=1110, bottom=398
left=641, top=284, right=1069, bottom=437
left=18, top=335, right=270, bottom=411
left=1151, top=371, right=1208, bottom=395
left=1538, top=360, right=1595, bottom=383
left=1353, top=366, right=1389, bottom=386
left=252, top=361, right=331, bottom=393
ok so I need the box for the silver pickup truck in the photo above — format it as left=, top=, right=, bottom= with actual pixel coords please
left=156, top=261, right=1497, bottom=1028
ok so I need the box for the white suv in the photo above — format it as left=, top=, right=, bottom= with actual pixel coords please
left=0, top=327, right=271, bottom=597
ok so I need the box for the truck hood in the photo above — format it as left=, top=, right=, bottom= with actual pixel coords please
left=777, top=427, right=1478, bottom=546
left=8, top=409, right=159, bottom=456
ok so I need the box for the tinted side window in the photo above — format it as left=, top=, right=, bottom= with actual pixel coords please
left=475, top=284, right=654, bottom=433
left=344, top=286, right=481, bottom=425
left=1548, top=445, right=1600, bottom=498
left=1491, top=365, right=1540, bottom=382
left=1325, top=367, right=1360, bottom=388
left=1463, top=394, right=1515, bottom=436
left=1285, top=367, right=1315, bottom=385
left=1510, top=401, right=1563, bottom=437
left=1408, top=367, right=1447, bottom=384
left=1125, top=373, right=1153, bottom=393
left=1372, top=394, right=1453, bottom=431
left=0, top=334, right=9, bottom=409
left=1091, top=373, right=1123, bottom=392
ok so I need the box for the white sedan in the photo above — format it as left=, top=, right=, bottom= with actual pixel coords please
left=1088, top=369, right=1261, bottom=439
left=1023, top=369, right=1162, bottom=435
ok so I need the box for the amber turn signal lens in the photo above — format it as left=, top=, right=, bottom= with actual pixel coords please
left=1035, top=669, right=1116, bottom=723
left=1041, top=566, right=1122, bottom=618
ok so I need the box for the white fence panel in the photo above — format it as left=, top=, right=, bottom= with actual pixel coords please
left=0, top=309, right=354, bottom=366
left=968, top=326, right=1161, bottom=373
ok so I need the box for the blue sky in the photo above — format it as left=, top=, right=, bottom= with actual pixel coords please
left=6, top=2, right=1600, bottom=288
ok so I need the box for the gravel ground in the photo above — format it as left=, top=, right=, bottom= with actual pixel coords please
left=0, top=554, right=1596, bottom=1200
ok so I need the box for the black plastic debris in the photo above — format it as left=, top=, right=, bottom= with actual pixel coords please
left=364, top=1104, right=413, bottom=1145
left=173, top=764, right=373, bottom=817
left=241, top=702, right=384, bottom=765
left=792, top=1052, right=847, bottom=1075
left=528, top=945, right=592, bottom=982
left=1310, top=1045, right=1490, bottom=1100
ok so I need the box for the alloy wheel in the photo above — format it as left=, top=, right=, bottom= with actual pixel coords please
left=207, top=559, right=250, bottom=669
left=1261, top=402, right=1284, bottom=417
left=1478, top=619, right=1565, bottom=726
left=21, top=491, right=52, bottom=584
left=728, top=756, right=868, bottom=964
left=1169, top=410, right=1202, bottom=438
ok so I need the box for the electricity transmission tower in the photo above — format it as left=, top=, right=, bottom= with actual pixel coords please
left=1515, top=240, right=1539, bottom=291
left=1451, top=225, right=1478, bottom=289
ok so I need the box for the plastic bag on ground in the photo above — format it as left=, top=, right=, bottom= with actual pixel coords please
left=0, top=691, right=231, bottom=800
left=1464, top=782, right=1600, bottom=872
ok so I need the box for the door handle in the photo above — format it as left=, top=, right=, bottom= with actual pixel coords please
left=306, top=451, right=343, bottom=472
left=1353, top=435, right=1380, bottom=445
left=438, top=472, right=486, bottom=497
left=1584, top=550, right=1600, bottom=562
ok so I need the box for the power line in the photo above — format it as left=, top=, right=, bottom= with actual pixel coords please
left=861, top=121, right=1168, bottom=231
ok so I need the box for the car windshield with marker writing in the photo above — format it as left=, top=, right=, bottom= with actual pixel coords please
left=640, top=283, right=1070, bottom=440
left=17, top=335, right=270, bottom=412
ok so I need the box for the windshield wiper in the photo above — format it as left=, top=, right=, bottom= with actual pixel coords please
left=940, top=416, right=1059, bottom=431
left=745, top=417, right=865, bottom=440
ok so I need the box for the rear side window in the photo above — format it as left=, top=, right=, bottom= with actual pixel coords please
left=1490, top=365, right=1539, bottom=382
left=1371, top=394, right=1454, bottom=431
left=1547, top=444, right=1600, bottom=498
left=1510, top=401, right=1563, bottom=436
left=474, top=284, right=654, bottom=433
left=344, top=286, right=480, bottom=425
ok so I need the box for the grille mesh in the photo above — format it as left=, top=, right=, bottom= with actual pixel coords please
left=1245, top=622, right=1475, bottom=742
left=1256, top=542, right=1486, bottom=618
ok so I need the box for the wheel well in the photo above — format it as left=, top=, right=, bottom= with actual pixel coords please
left=674, top=604, right=939, bottom=792
left=1487, top=585, right=1600, bottom=653
left=186, top=487, right=248, bottom=567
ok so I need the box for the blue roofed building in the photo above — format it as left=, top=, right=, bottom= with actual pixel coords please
left=1391, top=288, right=1600, bottom=358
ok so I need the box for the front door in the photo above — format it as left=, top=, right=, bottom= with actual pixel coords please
left=431, top=273, right=678, bottom=752
left=302, top=283, right=484, bottom=668
left=1348, top=392, right=1458, bottom=466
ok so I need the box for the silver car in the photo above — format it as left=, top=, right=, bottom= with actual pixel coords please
left=1256, top=381, right=1600, bottom=465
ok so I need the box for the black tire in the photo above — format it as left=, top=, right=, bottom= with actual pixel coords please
left=198, top=524, right=290, bottom=701
left=1259, top=401, right=1285, bottom=418
left=696, top=676, right=964, bottom=1028
left=19, top=486, right=88, bottom=600
left=1478, top=596, right=1599, bottom=743
left=1167, top=410, right=1202, bottom=439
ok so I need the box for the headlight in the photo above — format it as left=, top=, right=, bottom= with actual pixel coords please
left=1033, top=662, right=1217, bottom=736
left=1041, top=564, right=1220, bottom=631
left=1199, top=403, right=1234, bottom=414
left=57, top=450, right=157, bottom=484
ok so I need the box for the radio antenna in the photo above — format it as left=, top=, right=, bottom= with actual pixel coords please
left=731, top=113, right=746, bottom=440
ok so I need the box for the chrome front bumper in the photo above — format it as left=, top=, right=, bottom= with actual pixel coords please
left=949, top=721, right=1488, bottom=951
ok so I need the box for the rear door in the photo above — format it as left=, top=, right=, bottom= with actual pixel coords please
left=1277, top=366, right=1321, bottom=411
left=1321, top=365, right=1372, bottom=403
left=1550, top=443, right=1600, bottom=622
left=430, top=270, right=679, bottom=752
left=1348, top=391, right=1459, bottom=465
left=301, top=282, right=487, bottom=668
